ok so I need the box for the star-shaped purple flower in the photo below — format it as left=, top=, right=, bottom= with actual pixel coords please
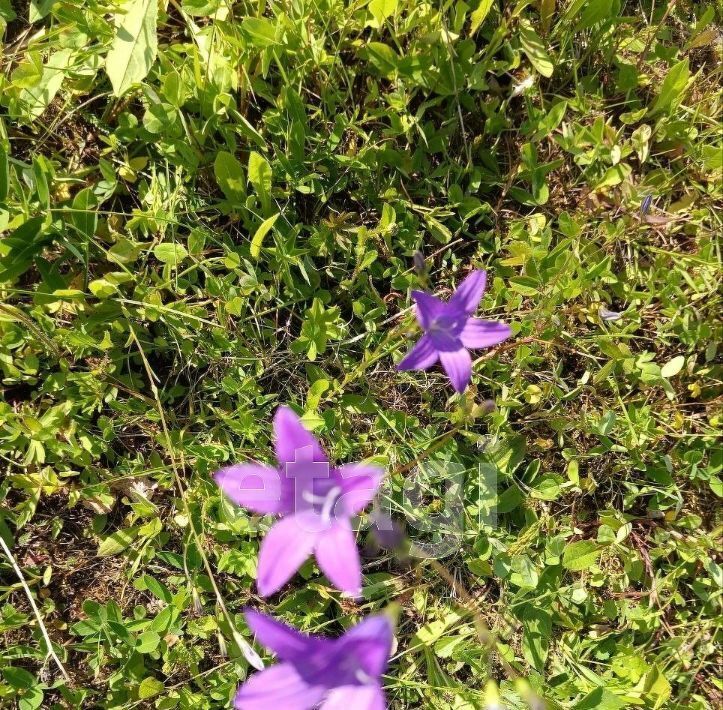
left=235, top=610, right=393, bottom=710
left=214, top=407, right=384, bottom=597
left=397, top=270, right=511, bottom=393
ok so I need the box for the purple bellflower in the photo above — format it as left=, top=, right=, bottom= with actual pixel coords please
left=397, top=270, right=512, bottom=393
left=235, top=610, right=393, bottom=710
left=214, top=407, right=384, bottom=597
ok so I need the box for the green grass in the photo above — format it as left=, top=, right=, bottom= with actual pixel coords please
left=0, top=0, right=721, bottom=708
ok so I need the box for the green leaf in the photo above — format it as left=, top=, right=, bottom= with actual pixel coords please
left=140, top=574, right=173, bottom=603
left=71, top=187, right=98, bottom=239
left=594, top=163, right=631, bottom=189
left=566, top=459, right=579, bottom=485
left=135, top=630, right=161, bottom=654
left=241, top=17, right=278, bottom=47
left=153, top=243, right=188, bottom=266
left=106, top=0, right=158, bottom=96
left=522, top=607, right=551, bottom=672
left=368, top=0, right=397, bottom=27
left=18, top=48, right=73, bottom=120
left=519, top=21, right=554, bottom=78
left=19, top=686, right=44, bottom=710
left=247, top=151, right=272, bottom=208
left=575, top=687, right=626, bottom=710
left=578, top=0, right=619, bottom=30
left=652, top=59, right=690, bottom=114
left=138, top=675, right=164, bottom=699
left=470, top=0, right=493, bottom=34
left=534, top=101, right=567, bottom=140
left=509, top=555, right=539, bottom=589
left=0, top=216, right=52, bottom=283
left=214, top=151, right=246, bottom=203
left=562, top=540, right=601, bottom=571
left=661, top=355, right=685, bottom=378
left=182, top=0, right=222, bottom=17
left=97, top=526, right=140, bottom=556
left=29, top=0, right=56, bottom=22
left=3, top=666, right=37, bottom=689
left=641, top=664, right=672, bottom=709
left=363, top=42, right=399, bottom=77
left=250, top=213, right=279, bottom=259
left=89, top=278, right=118, bottom=299
left=292, top=298, right=342, bottom=361
left=0, top=144, right=8, bottom=202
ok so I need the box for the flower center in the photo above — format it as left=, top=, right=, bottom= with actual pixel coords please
left=302, top=485, right=342, bottom=522
left=427, top=314, right=464, bottom=346
left=355, top=669, right=373, bottom=684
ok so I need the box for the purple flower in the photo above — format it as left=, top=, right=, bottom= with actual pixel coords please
left=397, top=270, right=512, bottom=393
left=235, top=610, right=393, bottom=710
left=599, top=306, right=623, bottom=322
left=215, top=407, right=384, bottom=597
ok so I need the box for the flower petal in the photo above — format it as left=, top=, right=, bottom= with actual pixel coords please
left=320, top=684, right=386, bottom=710
left=410, top=290, right=445, bottom=329
left=274, top=406, right=327, bottom=466
left=459, top=318, right=511, bottom=349
left=257, top=511, right=320, bottom=596
left=335, top=464, right=385, bottom=516
left=396, top=334, right=438, bottom=371
left=214, top=464, right=287, bottom=515
left=439, top=348, right=472, bottom=393
left=449, top=270, right=487, bottom=314
left=244, top=610, right=316, bottom=663
left=234, top=663, right=325, bottom=710
left=314, top=519, right=362, bottom=596
left=338, top=615, right=393, bottom=676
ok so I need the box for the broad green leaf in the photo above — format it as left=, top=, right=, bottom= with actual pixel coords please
left=138, top=676, right=164, bottom=699
left=17, top=48, right=72, bottom=119
left=71, top=187, right=98, bottom=239
left=153, top=243, right=188, bottom=265
left=29, top=0, right=56, bottom=22
left=578, top=0, right=619, bottom=29
left=135, top=630, right=161, bottom=654
left=97, top=526, right=140, bottom=556
left=89, top=278, right=118, bottom=299
left=652, top=59, right=690, bottom=114
left=470, top=0, right=493, bottom=34
left=566, top=459, right=579, bottom=485
left=594, top=163, right=631, bottom=189
left=247, top=151, right=272, bottom=209
left=250, top=213, right=279, bottom=259
left=575, top=687, right=626, bottom=710
left=534, top=101, right=567, bottom=139
left=523, top=607, right=551, bottom=672
left=32, top=156, right=50, bottom=207
left=3, top=666, right=37, bottom=689
left=661, top=355, right=685, bottom=378
left=641, top=665, right=672, bottom=709
left=0, top=216, right=52, bottom=283
left=519, top=21, right=554, bottom=77
left=368, top=0, right=397, bottom=27
left=182, top=0, right=222, bottom=17
left=241, top=17, right=278, bottom=47
left=140, top=574, right=173, bottom=603
left=363, top=42, right=399, bottom=77
left=562, top=540, right=600, bottom=571
left=106, top=0, right=158, bottom=96
left=214, top=151, right=246, bottom=203
left=509, top=555, right=539, bottom=589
